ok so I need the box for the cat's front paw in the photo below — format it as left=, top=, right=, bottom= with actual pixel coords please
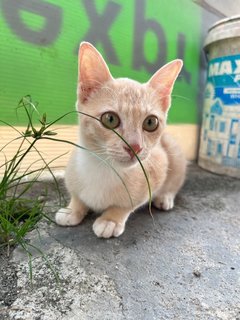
left=153, top=193, right=175, bottom=211
left=55, top=208, right=83, bottom=226
left=93, top=217, right=125, bottom=238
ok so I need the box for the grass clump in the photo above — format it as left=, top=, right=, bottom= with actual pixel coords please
left=0, top=95, right=60, bottom=256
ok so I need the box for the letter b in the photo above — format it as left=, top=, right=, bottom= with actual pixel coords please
left=133, top=0, right=166, bottom=74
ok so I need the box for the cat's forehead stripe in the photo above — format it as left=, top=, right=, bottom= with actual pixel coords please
left=105, top=80, right=159, bottom=113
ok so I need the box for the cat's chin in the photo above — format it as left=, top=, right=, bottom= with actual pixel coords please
left=114, top=156, right=143, bottom=168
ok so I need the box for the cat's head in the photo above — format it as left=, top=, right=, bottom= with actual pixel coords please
left=77, top=42, right=182, bottom=167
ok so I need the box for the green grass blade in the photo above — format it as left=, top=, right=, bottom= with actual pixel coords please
left=40, top=136, right=134, bottom=210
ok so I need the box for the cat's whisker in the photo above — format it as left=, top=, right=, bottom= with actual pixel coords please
left=83, top=148, right=107, bottom=157
left=171, top=94, right=190, bottom=102
left=91, top=149, right=108, bottom=156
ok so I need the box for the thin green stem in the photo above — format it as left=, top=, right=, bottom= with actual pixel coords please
left=40, top=136, right=134, bottom=209
left=8, top=139, right=37, bottom=179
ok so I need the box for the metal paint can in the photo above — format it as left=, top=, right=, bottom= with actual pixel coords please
left=198, top=15, right=240, bottom=178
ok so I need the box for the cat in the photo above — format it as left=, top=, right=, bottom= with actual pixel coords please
left=55, top=42, right=186, bottom=238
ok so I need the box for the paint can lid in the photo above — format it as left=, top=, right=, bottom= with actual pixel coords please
left=204, top=15, right=240, bottom=49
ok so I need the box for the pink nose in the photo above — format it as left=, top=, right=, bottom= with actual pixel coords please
left=124, top=144, right=142, bottom=159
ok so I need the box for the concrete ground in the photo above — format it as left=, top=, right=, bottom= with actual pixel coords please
left=0, top=164, right=240, bottom=320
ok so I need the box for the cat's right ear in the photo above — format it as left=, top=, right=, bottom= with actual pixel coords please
left=78, top=42, right=113, bottom=103
left=147, top=59, right=183, bottom=113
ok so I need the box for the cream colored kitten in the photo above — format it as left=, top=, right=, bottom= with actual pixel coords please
left=55, top=42, right=186, bottom=238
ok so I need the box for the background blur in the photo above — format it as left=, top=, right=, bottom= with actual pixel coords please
left=0, top=0, right=239, bottom=170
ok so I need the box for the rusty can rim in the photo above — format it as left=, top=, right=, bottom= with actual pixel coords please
left=204, top=15, right=240, bottom=50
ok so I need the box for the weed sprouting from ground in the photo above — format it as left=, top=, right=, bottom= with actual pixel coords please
left=0, top=97, right=66, bottom=283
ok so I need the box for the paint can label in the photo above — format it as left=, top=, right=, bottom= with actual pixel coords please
left=199, top=54, right=240, bottom=169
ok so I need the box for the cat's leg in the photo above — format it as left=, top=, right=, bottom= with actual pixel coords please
left=153, top=134, right=186, bottom=211
left=153, top=164, right=186, bottom=211
left=153, top=192, right=176, bottom=211
left=93, top=207, right=132, bottom=238
left=55, top=196, right=88, bottom=226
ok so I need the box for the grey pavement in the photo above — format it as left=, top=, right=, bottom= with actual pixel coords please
left=1, top=164, right=240, bottom=320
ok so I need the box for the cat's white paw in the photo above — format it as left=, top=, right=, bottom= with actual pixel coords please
left=153, top=193, right=175, bottom=211
left=55, top=208, right=83, bottom=226
left=93, top=218, right=125, bottom=238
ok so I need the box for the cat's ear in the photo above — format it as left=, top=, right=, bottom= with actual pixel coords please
left=147, top=59, right=183, bottom=113
left=78, top=42, right=113, bottom=103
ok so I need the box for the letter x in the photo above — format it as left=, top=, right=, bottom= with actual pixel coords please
left=80, top=0, right=121, bottom=65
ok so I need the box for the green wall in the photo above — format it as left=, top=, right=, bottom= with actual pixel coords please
left=0, top=0, right=202, bottom=125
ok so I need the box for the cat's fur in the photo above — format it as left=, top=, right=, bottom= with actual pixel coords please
left=55, top=42, right=186, bottom=238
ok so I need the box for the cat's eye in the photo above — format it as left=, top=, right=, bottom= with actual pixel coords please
left=100, top=112, right=120, bottom=129
left=143, top=115, right=159, bottom=132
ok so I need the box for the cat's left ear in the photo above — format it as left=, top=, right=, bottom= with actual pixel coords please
left=147, top=59, right=183, bottom=113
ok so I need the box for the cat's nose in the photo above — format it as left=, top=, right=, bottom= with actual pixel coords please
left=124, top=144, right=142, bottom=159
